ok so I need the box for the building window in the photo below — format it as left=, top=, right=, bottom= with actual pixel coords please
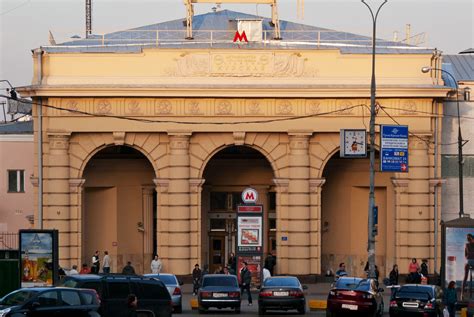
left=8, top=170, right=25, bottom=193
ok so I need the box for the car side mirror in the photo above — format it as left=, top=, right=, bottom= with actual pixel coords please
left=29, top=301, right=41, bottom=310
left=302, top=285, right=308, bottom=290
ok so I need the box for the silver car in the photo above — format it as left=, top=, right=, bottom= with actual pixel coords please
left=145, top=273, right=183, bottom=313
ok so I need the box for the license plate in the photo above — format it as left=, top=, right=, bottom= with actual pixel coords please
left=213, top=293, right=227, bottom=298
left=402, top=302, right=419, bottom=308
left=341, top=304, right=358, bottom=310
left=273, top=291, right=289, bottom=296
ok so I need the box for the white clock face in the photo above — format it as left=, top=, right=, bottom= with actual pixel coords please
left=343, top=130, right=366, bottom=156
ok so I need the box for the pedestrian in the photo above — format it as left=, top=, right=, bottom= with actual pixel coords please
left=408, top=258, right=420, bottom=283
left=389, top=264, right=399, bottom=296
left=264, top=251, right=276, bottom=276
left=192, top=263, right=202, bottom=296
left=228, top=252, right=237, bottom=274
left=223, top=266, right=231, bottom=275
left=103, top=251, right=111, bottom=274
left=91, top=250, right=100, bottom=274
left=122, top=261, right=136, bottom=275
left=443, top=281, right=457, bottom=317
left=240, top=262, right=252, bottom=306
left=421, top=259, right=429, bottom=279
left=202, top=264, right=209, bottom=277
left=69, top=264, right=79, bottom=275
left=335, top=262, right=348, bottom=280
left=462, top=234, right=474, bottom=299
left=150, top=255, right=163, bottom=274
left=214, top=265, right=224, bottom=274
left=80, top=263, right=91, bottom=274
left=263, top=266, right=271, bottom=282
left=127, top=294, right=138, bottom=317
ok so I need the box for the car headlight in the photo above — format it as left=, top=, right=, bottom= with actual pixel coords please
left=0, top=308, right=11, bottom=317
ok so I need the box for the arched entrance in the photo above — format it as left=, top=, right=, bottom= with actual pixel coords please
left=82, top=146, right=157, bottom=274
left=201, top=146, right=275, bottom=273
left=321, top=152, right=395, bottom=278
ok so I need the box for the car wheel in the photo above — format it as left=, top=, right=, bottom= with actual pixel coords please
left=258, top=306, right=265, bottom=315
left=174, top=304, right=182, bottom=314
left=297, top=305, right=306, bottom=315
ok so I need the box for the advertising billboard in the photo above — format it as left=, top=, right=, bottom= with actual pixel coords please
left=236, top=255, right=262, bottom=289
left=445, top=227, right=474, bottom=286
left=237, top=216, right=263, bottom=253
left=19, top=230, right=58, bottom=287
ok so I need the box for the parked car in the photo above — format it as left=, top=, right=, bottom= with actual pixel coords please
left=389, top=284, right=443, bottom=317
left=0, top=287, right=100, bottom=317
left=144, top=273, right=183, bottom=313
left=326, top=277, right=384, bottom=317
left=198, top=274, right=241, bottom=314
left=258, top=276, right=307, bottom=315
left=58, top=274, right=172, bottom=317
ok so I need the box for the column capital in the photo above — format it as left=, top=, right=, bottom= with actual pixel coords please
left=391, top=178, right=409, bottom=188
left=288, top=132, right=311, bottom=151
left=429, top=178, right=447, bottom=188
left=309, top=178, right=326, bottom=192
left=142, top=185, right=155, bottom=195
left=189, top=178, right=206, bottom=193
left=153, top=178, right=169, bottom=193
left=69, top=178, right=86, bottom=192
left=48, top=131, right=71, bottom=151
left=273, top=178, right=289, bottom=192
left=168, top=133, right=191, bottom=151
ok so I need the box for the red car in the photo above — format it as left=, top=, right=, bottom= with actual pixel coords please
left=326, top=277, right=384, bottom=317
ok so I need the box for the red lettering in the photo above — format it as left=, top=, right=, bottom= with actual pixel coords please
left=245, top=192, right=255, bottom=200
left=233, top=31, right=248, bottom=43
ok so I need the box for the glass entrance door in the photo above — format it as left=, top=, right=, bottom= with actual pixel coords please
left=209, top=235, right=225, bottom=274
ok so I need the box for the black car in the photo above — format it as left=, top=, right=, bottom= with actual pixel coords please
left=58, top=274, right=172, bottom=317
left=326, top=277, right=384, bottom=317
left=198, top=274, right=241, bottom=314
left=389, top=284, right=443, bottom=317
left=258, top=276, right=307, bottom=315
left=0, top=287, right=100, bottom=317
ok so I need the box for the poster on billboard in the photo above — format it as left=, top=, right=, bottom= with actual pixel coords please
left=238, top=216, right=262, bottom=252
left=445, top=227, right=474, bottom=287
left=19, top=230, right=58, bottom=287
left=237, top=255, right=262, bottom=289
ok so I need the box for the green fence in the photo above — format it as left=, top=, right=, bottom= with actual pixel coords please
left=0, top=250, right=19, bottom=297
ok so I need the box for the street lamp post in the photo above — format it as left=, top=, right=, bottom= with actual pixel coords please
left=422, top=66, right=470, bottom=218
left=362, top=0, right=387, bottom=279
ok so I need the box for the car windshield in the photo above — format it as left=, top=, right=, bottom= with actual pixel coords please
left=153, top=275, right=177, bottom=285
left=0, top=290, right=39, bottom=306
left=264, top=278, right=299, bottom=287
left=335, top=278, right=363, bottom=290
left=396, top=286, right=432, bottom=300
left=203, top=276, right=237, bottom=287
left=58, top=279, right=78, bottom=288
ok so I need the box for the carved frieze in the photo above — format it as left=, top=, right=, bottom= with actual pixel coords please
left=276, top=100, right=293, bottom=115
left=174, top=52, right=307, bottom=77
left=186, top=100, right=203, bottom=115
left=95, top=100, right=112, bottom=115
left=401, top=100, right=417, bottom=115
left=307, top=101, right=321, bottom=115
left=63, top=100, right=79, bottom=115
left=155, top=100, right=173, bottom=115
left=246, top=100, right=263, bottom=115
left=126, top=100, right=142, bottom=115
left=336, top=100, right=355, bottom=115
left=216, top=100, right=233, bottom=115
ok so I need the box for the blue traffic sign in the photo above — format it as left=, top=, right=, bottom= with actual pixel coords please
left=381, top=125, right=409, bottom=172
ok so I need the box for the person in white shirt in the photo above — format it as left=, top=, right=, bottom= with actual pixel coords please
left=151, top=254, right=163, bottom=274
left=68, top=265, right=79, bottom=275
left=263, top=266, right=271, bottom=281
left=103, top=251, right=111, bottom=274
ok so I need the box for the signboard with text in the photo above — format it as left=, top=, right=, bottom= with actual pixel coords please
left=381, top=125, right=409, bottom=172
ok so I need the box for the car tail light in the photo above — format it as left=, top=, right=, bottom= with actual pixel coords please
left=425, top=302, right=434, bottom=309
left=329, top=290, right=336, bottom=296
left=289, top=290, right=304, bottom=298
left=91, top=289, right=101, bottom=305
left=173, top=287, right=181, bottom=296
left=201, top=291, right=212, bottom=298
left=390, top=300, right=397, bottom=308
left=229, top=292, right=240, bottom=298
left=259, top=291, right=273, bottom=297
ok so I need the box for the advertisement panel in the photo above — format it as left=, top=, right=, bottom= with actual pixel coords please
left=237, top=216, right=262, bottom=253
left=445, top=227, right=474, bottom=286
left=236, top=255, right=262, bottom=289
left=380, top=125, right=409, bottom=172
left=19, top=230, right=58, bottom=287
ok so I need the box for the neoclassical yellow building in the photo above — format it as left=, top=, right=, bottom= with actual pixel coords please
left=21, top=9, right=449, bottom=277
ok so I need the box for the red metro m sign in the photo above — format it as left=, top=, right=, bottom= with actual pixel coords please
left=242, top=188, right=258, bottom=204
left=233, top=30, right=249, bottom=43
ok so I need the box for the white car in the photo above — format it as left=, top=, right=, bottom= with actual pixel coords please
left=145, top=273, right=183, bottom=313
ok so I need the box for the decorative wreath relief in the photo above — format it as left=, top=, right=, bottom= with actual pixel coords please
left=277, top=101, right=293, bottom=115
left=217, top=100, right=232, bottom=115
left=156, top=100, right=172, bottom=115
left=96, top=100, right=112, bottom=114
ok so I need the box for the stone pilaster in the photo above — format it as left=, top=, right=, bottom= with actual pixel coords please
left=167, top=133, right=191, bottom=274
left=142, top=186, right=155, bottom=266
left=287, top=132, right=312, bottom=274
left=153, top=178, right=169, bottom=264
left=391, top=178, right=409, bottom=272
left=429, top=178, right=446, bottom=272
left=69, top=178, right=85, bottom=267
left=190, top=178, right=205, bottom=271
left=45, top=132, right=71, bottom=266
left=273, top=178, right=289, bottom=274
left=309, top=178, right=326, bottom=274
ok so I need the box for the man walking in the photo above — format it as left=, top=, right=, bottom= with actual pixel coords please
left=103, top=251, right=111, bottom=274
left=264, top=252, right=276, bottom=276
left=91, top=251, right=100, bottom=274
left=240, top=262, right=253, bottom=306
left=151, top=254, right=163, bottom=274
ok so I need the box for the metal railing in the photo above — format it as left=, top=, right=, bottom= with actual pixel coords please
left=0, top=233, right=19, bottom=250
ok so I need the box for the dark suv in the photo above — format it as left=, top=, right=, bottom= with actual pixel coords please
left=0, top=287, right=100, bottom=317
left=59, top=274, right=172, bottom=317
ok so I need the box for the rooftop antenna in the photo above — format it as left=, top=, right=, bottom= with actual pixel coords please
left=86, top=0, right=92, bottom=38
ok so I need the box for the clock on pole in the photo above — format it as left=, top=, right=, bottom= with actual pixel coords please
left=340, top=129, right=367, bottom=158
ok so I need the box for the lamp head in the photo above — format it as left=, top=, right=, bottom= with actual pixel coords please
left=421, top=66, right=431, bottom=73
left=464, top=87, right=471, bottom=101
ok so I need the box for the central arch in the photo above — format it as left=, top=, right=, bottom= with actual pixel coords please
left=201, top=145, right=276, bottom=273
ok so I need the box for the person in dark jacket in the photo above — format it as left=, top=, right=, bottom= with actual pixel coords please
left=444, top=281, right=457, bottom=317
left=228, top=253, right=237, bottom=274
left=127, top=294, right=138, bottom=317
left=264, top=252, right=276, bottom=276
left=420, top=259, right=429, bottom=280
left=122, top=261, right=136, bottom=275
left=240, top=262, right=252, bottom=305
left=192, top=263, right=202, bottom=295
left=389, top=264, right=399, bottom=296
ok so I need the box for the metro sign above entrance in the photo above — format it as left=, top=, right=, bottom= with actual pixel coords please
left=242, top=187, right=258, bottom=204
